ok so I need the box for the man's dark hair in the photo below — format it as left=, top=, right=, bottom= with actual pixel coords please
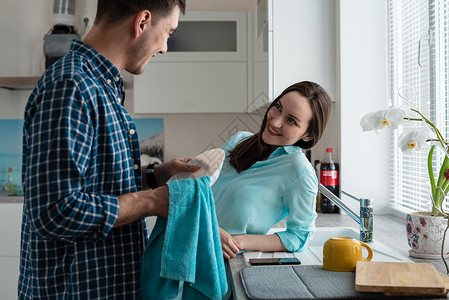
left=95, top=0, right=186, bottom=26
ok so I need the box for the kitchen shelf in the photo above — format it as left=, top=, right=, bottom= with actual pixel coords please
left=0, top=77, right=40, bottom=90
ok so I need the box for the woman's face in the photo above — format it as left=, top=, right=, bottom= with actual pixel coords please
left=262, top=91, right=313, bottom=146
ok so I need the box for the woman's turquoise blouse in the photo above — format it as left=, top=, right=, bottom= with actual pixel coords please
left=212, top=131, right=318, bottom=252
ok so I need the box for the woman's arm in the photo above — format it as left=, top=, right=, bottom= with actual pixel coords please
left=276, top=168, right=318, bottom=252
left=233, top=234, right=287, bottom=252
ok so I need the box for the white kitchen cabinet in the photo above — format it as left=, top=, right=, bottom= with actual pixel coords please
left=135, top=62, right=247, bottom=113
left=254, top=0, right=336, bottom=103
left=149, top=11, right=247, bottom=62
left=0, top=203, right=23, bottom=299
left=0, top=257, right=20, bottom=299
left=134, top=11, right=248, bottom=113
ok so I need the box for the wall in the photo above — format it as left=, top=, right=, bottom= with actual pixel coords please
left=268, top=0, right=339, bottom=166
left=338, top=0, right=390, bottom=214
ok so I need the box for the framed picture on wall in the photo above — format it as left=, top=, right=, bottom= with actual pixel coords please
left=134, top=118, right=164, bottom=165
left=0, top=119, right=23, bottom=196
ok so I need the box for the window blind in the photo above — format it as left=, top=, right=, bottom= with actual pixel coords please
left=389, top=0, right=449, bottom=212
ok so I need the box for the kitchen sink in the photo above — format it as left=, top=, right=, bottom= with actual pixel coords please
left=242, top=226, right=413, bottom=266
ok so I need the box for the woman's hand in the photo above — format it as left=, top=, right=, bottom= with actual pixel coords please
left=154, top=158, right=201, bottom=186
left=219, top=227, right=242, bottom=260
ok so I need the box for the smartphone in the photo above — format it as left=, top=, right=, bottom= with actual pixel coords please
left=249, top=258, right=301, bottom=266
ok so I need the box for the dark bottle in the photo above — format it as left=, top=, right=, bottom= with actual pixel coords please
left=320, top=148, right=340, bottom=213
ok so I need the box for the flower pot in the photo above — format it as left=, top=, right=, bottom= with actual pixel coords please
left=406, top=212, right=449, bottom=259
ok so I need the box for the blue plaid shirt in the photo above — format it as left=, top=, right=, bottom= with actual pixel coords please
left=19, top=40, right=148, bottom=299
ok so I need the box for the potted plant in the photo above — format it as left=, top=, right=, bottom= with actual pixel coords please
left=360, top=105, right=449, bottom=269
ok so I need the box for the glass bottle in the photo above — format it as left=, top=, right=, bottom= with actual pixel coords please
left=320, top=148, right=340, bottom=213
left=4, top=167, right=17, bottom=194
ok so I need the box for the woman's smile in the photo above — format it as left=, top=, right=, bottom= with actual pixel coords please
left=267, top=125, right=282, bottom=136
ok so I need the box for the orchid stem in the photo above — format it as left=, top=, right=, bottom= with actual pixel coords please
left=442, top=216, right=449, bottom=274
left=410, top=108, right=446, bottom=149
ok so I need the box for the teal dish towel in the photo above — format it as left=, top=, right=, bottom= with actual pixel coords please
left=141, top=176, right=227, bottom=300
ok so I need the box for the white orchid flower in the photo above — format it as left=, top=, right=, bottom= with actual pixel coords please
left=360, top=107, right=405, bottom=132
left=398, top=128, right=431, bottom=152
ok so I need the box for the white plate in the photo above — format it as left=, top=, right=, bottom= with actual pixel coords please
left=167, top=148, right=225, bottom=186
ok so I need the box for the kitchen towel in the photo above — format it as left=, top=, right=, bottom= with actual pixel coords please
left=140, top=176, right=227, bottom=300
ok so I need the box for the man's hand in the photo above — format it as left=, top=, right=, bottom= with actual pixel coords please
left=154, top=158, right=201, bottom=186
left=219, top=227, right=242, bottom=260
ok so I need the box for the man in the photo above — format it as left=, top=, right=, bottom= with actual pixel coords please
left=18, top=0, right=197, bottom=299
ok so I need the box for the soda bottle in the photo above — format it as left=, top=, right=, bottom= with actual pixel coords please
left=320, top=148, right=340, bottom=213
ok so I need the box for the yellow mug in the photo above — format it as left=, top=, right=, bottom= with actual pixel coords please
left=322, top=237, right=373, bottom=272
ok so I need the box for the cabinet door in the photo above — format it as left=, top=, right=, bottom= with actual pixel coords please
left=151, top=11, right=247, bottom=62
left=135, top=62, right=247, bottom=113
left=267, top=0, right=336, bottom=102
left=0, top=203, right=22, bottom=299
left=0, top=257, right=20, bottom=299
left=0, top=203, right=22, bottom=256
left=133, top=11, right=248, bottom=113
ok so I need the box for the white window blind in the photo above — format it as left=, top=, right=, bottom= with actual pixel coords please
left=389, top=0, right=449, bottom=212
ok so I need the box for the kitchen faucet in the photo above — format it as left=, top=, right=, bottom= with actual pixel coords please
left=318, top=184, right=373, bottom=242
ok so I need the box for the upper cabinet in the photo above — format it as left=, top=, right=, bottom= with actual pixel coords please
left=262, top=0, right=336, bottom=103
left=133, top=2, right=336, bottom=114
left=149, top=11, right=247, bottom=62
left=134, top=11, right=249, bottom=113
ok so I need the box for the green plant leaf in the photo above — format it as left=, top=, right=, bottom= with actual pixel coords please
left=437, top=154, right=449, bottom=188
left=429, top=145, right=436, bottom=198
left=434, top=152, right=449, bottom=213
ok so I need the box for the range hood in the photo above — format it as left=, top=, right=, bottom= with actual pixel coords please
left=0, top=0, right=80, bottom=90
left=44, top=0, right=80, bottom=69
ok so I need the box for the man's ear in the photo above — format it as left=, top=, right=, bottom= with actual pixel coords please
left=133, top=10, right=151, bottom=38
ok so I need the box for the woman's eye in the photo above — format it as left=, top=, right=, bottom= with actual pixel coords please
left=288, top=118, right=297, bottom=126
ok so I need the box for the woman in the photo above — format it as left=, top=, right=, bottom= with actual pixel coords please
left=212, top=81, right=332, bottom=259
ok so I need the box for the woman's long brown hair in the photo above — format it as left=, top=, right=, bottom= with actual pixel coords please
left=228, top=81, right=332, bottom=173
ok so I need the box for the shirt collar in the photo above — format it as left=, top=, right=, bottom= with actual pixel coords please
left=69, top=40, right=124, bottom=88
left=269, top=145, right=303, bottom=158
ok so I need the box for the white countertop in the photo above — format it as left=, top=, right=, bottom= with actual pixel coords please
left=0, top=196, right=23, bottom=203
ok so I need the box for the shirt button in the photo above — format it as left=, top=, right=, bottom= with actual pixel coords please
left=106, top=79, right=112, bottom=85
left=114, top=76, right=120, bottom=82
left=129, top=129, right=136, bottom=135
left=133, top=164, right=139, bottom=170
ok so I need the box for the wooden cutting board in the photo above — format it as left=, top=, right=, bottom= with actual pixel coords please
left=355, top=261, right=449, bottom=296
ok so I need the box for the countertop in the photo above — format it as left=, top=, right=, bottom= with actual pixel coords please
left=229, top=213, right=449, bottom=300
left=0, top=196, right=23, bottom=203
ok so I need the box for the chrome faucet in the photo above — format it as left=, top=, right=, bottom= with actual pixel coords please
left=318, top=184, right=373, bottom=242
